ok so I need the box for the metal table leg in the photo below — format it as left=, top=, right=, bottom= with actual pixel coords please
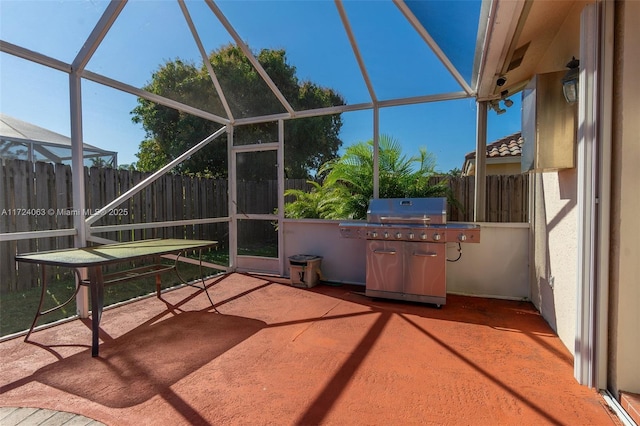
left=24, top=265, right=82, bottom=342
left=89, top=266, right=104, bottom=357
left=172, top=248, right=218, bottom=312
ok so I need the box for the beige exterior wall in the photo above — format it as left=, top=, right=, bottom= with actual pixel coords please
left=609, top=0, right=640, bottom=396
left=282, top=220, right=530, bottom=300
left=529, top=0, right=639, bottom=396
left=530, top=170, right=578, bottom=352
left=462, top=160, right=523, bottom=176
left=528, top=1, right=583, bottom=356
left=487, top=162, right=522, bottom=176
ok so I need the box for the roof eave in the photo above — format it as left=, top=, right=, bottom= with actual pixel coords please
left=473, top=0, right=528, bottom=101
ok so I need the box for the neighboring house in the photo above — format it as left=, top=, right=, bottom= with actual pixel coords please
left=0, top=113, right=117, bottom=167
left=461, top=132, right=523, bottom=176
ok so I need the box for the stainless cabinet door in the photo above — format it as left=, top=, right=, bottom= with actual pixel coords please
left=403, top=242, right=446, bottom=298
left=366, top=240, right=403, bottom=293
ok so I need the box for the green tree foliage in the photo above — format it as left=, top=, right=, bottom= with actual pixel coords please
left=283, top=181, right=325, bottom=219
left=132, top=45, right=345, bottom=178
left=135, top=139, right=167, bottom=172
left=284, top=135, right=452, bottom=220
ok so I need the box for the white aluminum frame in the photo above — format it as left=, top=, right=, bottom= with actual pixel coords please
left=205, top=0, right=295, bottom=116
left=574, top=1, right=613, bottom=390
left=394, top=0, right=474, bottom=96
left=85, top=126, right=227, bottom=226
left=230, top=124, right=281, bottom=274
left=474, top=101, right=488, bottom=222
left=178, top=0, right=234, bottom=121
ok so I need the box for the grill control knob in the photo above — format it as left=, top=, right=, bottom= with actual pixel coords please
left=383, top=231, right=390, bottom=239
left=370, top=231, right=378, bottom=238
left=408, top=232, right=415, bottom=240
left=395, top=232, right=402, bottom=239
left=420, top=233, right=427, bottom=240
left=458, top=233, right=467, bottom=242
left=432, top=233, right=441, bottom=241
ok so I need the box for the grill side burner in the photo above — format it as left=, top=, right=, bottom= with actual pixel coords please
left=339, top=197, right=480, bottom=307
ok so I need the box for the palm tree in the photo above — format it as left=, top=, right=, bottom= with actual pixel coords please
left=285, top=135, right=452, bottom=220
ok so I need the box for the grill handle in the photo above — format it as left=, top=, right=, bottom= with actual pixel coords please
left=373, top=249, right=397, bottom=255
left=412, top=252, right=438, bottom=257
left=379, top=216, right=431, bottom=224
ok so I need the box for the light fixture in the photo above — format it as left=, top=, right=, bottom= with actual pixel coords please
left=489, top=100, right=506, bottom=115
left=562, top=57, right=580, bottom=104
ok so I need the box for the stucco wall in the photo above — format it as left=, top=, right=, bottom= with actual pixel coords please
left=527, top=0, right=584, bottom=358
left=529, top=170, right=578, bottom=355
left=487, top=162, right=522, bottom=176
left=283, top=220, right=529, bottom=300
left=283, top=219, right=367, bottom=285
left=528, top=0, right=640, bottom=394
left=446, top=223, right=529, bottom=299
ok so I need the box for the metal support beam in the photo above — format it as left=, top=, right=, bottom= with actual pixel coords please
left=228, top=125, right=238, bottom=271
left=335, top=0, right=377, bottom=103
left=474, top=101, right=487, bottom=222
left=204, top=0, right=295, bottom=116
left=68, top=0, right=125, bottom=317
left=178, top=0, right=234, bottom=122
left=0, top=229, right=76, bottom=242
left=82, top=70, right=229, bottom=125
left=394, top=0, right=474, bottom=95
left=373, top=107, right=380, bottom=199
left=277, top=119, right=285, bottom=276
left=0, top=40, right=71, bottom=73
left=69, top=71, right=89, bottom=317
left=72, top=0, right=126, bottom=73
left=86, top=126, right=227, bottom=226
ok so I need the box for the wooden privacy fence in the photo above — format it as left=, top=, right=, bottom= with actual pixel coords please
left=0, top=159, right=528, bottom=292
left=435, top=175, right=529, bottom=223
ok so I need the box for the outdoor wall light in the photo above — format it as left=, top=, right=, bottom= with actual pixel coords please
left=562, top=57, right=580, bottom=104
left=489, top=100, right=506, bottom=115
left=498, top=89, right=513, bottom=109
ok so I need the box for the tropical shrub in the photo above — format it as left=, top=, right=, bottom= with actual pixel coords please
left=284, top=135, right=453, bottom=220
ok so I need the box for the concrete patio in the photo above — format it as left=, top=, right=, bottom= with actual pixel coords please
left=0, top=273, right=621, bottom=425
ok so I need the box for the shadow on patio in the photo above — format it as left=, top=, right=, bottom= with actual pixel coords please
left=0, top=273, right=620, bottom=425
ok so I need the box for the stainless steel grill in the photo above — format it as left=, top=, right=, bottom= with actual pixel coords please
left=339, top=197, right=480, bottom=306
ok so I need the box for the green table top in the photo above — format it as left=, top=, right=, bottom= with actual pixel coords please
left=15, top=239, right=218, bottom=268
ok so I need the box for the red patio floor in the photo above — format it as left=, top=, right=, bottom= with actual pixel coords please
left=0, top=273, right=621, bottom=425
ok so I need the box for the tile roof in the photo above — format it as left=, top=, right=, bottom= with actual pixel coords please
left=465, top=132, right=523, bottom=160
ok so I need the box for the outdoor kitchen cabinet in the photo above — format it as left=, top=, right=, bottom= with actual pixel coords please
left=366, top=240, right=404, bottom=294
left=521, top=70, right=576, bottom=172
left=403, top=242, right=446, bottom=300
left=366, top=240, right=447, bottom=306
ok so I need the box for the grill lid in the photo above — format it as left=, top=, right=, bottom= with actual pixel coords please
left=366, top=198, right=447, bottom=225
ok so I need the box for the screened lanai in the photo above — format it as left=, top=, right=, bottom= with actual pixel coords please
left=3, top=2, right=637, bottom=424
left=0, top=0, right=512, bottom=276
left=0, top=113, right=117, bottom=166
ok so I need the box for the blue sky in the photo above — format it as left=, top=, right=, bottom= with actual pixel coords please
left=0, top=0, right=521, bottom=173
